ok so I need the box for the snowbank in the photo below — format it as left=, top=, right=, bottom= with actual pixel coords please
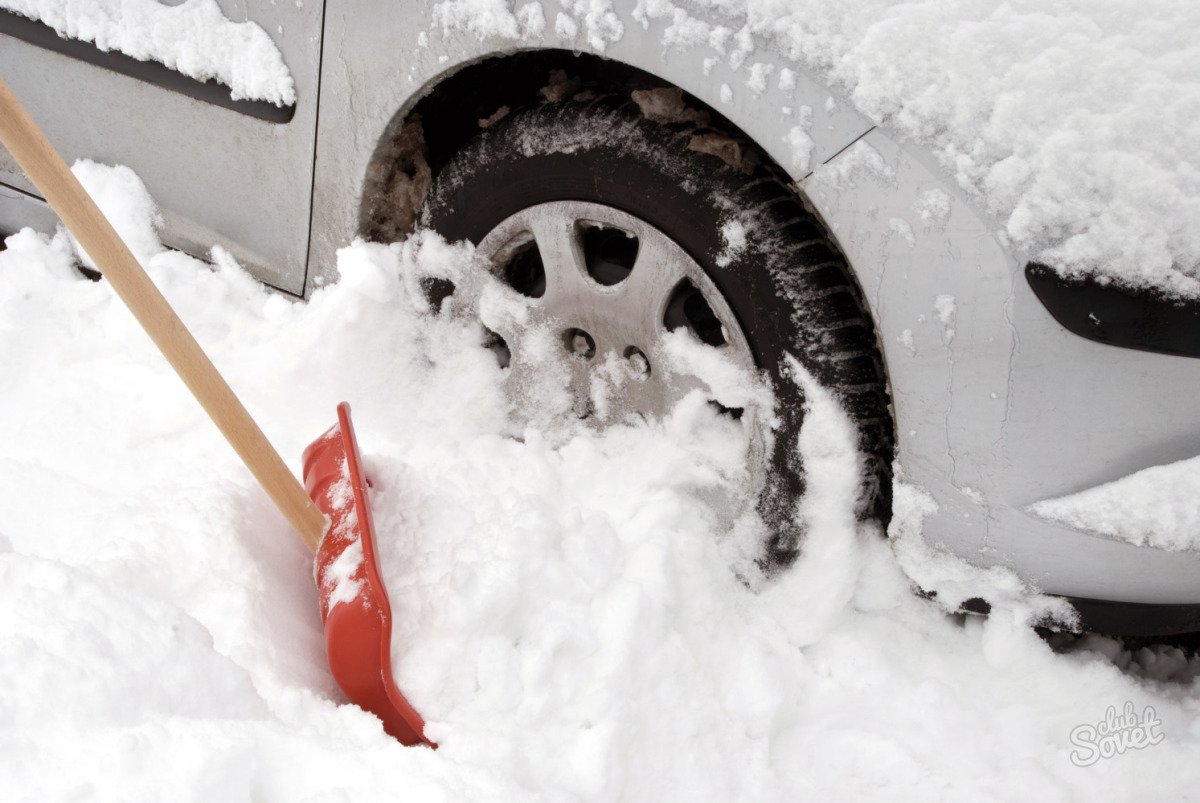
left=2, top=165, right=1200, bottom=797
left=435, top=0, right=1200, bottom=296
left=0, top=0, right=296, bottom=106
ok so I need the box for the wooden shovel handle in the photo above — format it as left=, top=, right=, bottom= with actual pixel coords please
left=0, top=77, right=325, bottom=552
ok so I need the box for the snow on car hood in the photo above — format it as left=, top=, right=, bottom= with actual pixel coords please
left=436, top=0, right=1200, bottom=297
left=1, top=0, right=296, bottom=106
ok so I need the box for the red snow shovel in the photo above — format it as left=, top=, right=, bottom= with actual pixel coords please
left=0, top=78, right=431, bottom=746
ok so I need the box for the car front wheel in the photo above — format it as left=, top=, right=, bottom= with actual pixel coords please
left=420, top=96, right=893, bottom=567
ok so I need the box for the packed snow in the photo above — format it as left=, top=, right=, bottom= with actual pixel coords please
left=0, top=0, right=295, bottom=106
left=1031, top=456, right=1200, bottom=553
left=2, top=163, right=1200, bottom=798
left=434, top=0, right=1200, bottom=296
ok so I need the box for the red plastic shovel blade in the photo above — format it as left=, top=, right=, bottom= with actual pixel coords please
left=301, top=402, right=433, bottom=746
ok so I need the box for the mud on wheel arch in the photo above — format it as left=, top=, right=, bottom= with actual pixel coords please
left=359, top=54, right=895, bottom=569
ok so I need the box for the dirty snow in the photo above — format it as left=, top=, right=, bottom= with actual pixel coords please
left=1031, top=456, right=1200, bottom=553
left=2, top=166, right=1200, bottom=798
left=0, top=0, right=296, bottom=106
left=433, top=0, right=1200, bottom=296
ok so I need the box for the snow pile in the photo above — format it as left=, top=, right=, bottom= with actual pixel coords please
left=1031, top=456, right=1200, bottom=552
left=1, top=0, right=296, bottom=106
left=435, top=0, right=1200, bottom=295
left=2, top=166, right=1200, bottom=797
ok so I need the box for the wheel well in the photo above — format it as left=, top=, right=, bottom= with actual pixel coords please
left=359, top=48, right=898, bottom=529
left=361, top=49, right=776, bottom=244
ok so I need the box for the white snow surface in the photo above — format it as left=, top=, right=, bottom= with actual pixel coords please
left=434, top=0, right=1200, bottom=296
left=1031, top=456, right=1200, bottom=553
left=0, top=0, right=296, bottom=106
left=3, top=167, right=1200, bottom=797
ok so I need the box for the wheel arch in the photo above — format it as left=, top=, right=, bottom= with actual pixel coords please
left=356, top=49, right=899, bottom=527
left=360, top=49, right=787, bottom=241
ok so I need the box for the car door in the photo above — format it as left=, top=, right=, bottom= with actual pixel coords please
left=0, top=0, right=323, bottom=295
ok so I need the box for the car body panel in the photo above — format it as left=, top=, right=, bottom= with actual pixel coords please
left=0, top=1, right=322, bottom=294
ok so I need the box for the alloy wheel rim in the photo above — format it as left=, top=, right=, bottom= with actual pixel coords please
left=477, top=201, right=758, bottom=419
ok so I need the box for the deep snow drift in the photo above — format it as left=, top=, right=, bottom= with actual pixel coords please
left=2, top=166, right=1200, bottom=799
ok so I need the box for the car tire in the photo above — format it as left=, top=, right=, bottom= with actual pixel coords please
left=420, top=96, right=893, bottom=567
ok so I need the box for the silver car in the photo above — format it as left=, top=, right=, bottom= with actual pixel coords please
left=3, top=1, right=1197, bottom=634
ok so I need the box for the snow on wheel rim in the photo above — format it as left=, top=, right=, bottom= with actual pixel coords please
left=476, top=200, right=770, bottom=501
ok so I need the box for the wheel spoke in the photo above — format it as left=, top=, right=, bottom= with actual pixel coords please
left=527, top=214, right=593, bottom=309
left=613, top=231, right=692, bottom=336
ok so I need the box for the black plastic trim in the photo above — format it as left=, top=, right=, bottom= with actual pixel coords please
left=965, top=594, right=1200, bottom=637
left=1062, top=596, right=1200, bottom=637
left=1026, top=262, right=1200, bottom=359
left=0, top=9, right=295, bottom=124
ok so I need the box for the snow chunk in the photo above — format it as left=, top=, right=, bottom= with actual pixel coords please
left=515, top=2, right=546, bottom=36
left=888, top=216, right=914, bottom=247
left=68, top=159, right=163, bottom=270
left=1030, top=456, right=1200, bottom=552
left=0, top=0, right=295, bottom=106
left=432, top=0, right=525, bottom=38
left=746, top=61, right=774, bottom=96
left=560, top=0, right=623, bottom=50
left=777, top=67, right=796, bottom=94
left=554, top=11, right=578, bottom=39
left=785, top=105, right=814, bottom=172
